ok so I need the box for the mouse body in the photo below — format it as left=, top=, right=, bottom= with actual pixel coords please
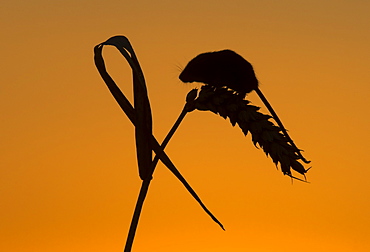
left=179, top=49, right=310, bottom=165
left=179, top=50, right=259, bottom=97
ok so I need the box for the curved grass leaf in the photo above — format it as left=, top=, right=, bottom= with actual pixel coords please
left=104, top=36, right=152, bottom=180
left=93, top=39, right=224, bottom=230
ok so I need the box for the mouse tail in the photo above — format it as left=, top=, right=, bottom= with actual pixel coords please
left=254, top=88, right=310, bottom=164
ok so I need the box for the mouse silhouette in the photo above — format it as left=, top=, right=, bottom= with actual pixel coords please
left=179, top=49, right=258, bottom=97
left=179, top=49, right=310, bottom=164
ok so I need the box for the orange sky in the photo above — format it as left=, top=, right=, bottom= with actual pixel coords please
left=1, top=1, right=370, bottom=251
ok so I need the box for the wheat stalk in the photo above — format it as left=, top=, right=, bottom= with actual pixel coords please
left=186, top=85, right=310, bottom=181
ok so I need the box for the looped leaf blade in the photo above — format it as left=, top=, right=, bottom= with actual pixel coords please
left=102, top=36, right=153, bottom=180
left=94, top=37, right=224, bottom=229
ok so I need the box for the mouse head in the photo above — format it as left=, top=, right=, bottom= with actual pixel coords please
left=179, top=50, right=259, bottom=97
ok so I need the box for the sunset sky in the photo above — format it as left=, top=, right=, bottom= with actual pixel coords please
left=1, top=1, right=370, bottom=251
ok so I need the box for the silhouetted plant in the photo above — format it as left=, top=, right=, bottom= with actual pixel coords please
left=180, top=49, right=310, bottom=165
left=93, top=35, right=310, bottom=252
left=94, top=36, right=223, bottom=252
left=185, top=86, right=310, bottom=181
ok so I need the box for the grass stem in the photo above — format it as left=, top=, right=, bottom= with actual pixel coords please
left=124, top=108, right=189, bottom=252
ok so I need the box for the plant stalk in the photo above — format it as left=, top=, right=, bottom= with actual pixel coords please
left=124, top=108, right=188, bottom=252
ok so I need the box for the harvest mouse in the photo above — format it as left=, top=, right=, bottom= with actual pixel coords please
left=179, top=49, right=258, bottom=97
left=179, top=49, right=310, bottom=164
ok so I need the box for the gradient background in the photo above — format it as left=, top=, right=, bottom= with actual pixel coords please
left=1, top=1, right=370, bottom=251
